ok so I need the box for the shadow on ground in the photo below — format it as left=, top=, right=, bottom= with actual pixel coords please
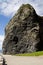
left=2, top=58, right=7, bottom=65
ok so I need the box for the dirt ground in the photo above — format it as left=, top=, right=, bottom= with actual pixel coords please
left=2, top=55, right=43, bottom=65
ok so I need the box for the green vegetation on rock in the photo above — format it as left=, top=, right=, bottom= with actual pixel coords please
left=16, top=51, right=43, bottom=56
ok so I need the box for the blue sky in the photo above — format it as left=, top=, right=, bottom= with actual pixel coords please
left=0, top=0, right=43, bottom=50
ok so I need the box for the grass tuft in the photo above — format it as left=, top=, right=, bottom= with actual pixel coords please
left=16, top=51, right=43, bottom=56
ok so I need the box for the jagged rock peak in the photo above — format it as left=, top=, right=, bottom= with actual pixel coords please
left=5, top=4, right=36, bottom=31
left=2, top=4, right=43, bottom=54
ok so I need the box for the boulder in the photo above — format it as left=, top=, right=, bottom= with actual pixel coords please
left=2, top=4, right=43, bottom=54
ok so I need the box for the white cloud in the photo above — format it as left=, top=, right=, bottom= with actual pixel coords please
left=0, top=35, right=4, bottom=42
left=0, top=2, right=7, bottom=9
left=1, top=4, right=19, bottom=16
left=0, top=35, right=4, bottom=50
left=0, top=0, right=20, bottom=16
left=0, top=0, right=43, bottom=16
left=0, top=42, right=3, bottom=50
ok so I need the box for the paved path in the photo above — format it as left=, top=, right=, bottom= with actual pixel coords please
left=2, top=55, right=43, bottom=65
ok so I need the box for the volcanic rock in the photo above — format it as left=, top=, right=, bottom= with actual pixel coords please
left=2, top=4, right=43, bottom=54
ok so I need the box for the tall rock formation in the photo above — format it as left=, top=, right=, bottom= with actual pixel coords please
left=2, top=4, right=43, bottom=54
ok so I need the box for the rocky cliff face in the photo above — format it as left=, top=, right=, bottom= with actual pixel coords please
left=2, top=4, right=43, bottom=54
